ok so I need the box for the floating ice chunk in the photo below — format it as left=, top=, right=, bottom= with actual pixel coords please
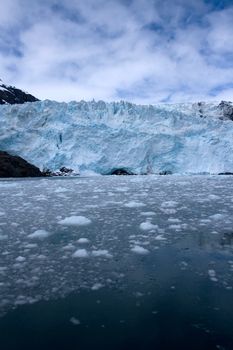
left=54, top=187, right=69, bottom=193
left=209, top=214, right=225, bottom=221
left=124, top=201, right=146, bottom=208
left=72, top=249, right=89, bottom=258
left=161, top=208, right=177, bottom=214
left=116, top=187, right=129, bottom=192
left=167, top=218, right=181, bottom=223
left=208, top=194, right=220, bottom=200
left=91, top=283, right=104, bottom=290
left=24, top=243, right=38, bottom=248
left=92, top=250, right=112, bottom=258
left=161, top=201, right=178, bottom=208
left=200, top=219, right=211, bottom=224
left=131, top=245, right=149, bottom=255
left=0, top=183, right=18, bottom=188
left=37, top=254, right=46, bottom=260
left=140, top=221, right=158, bottom=231
left=28, top=230, right=50, bottom=239
left=208, top=269, right=218, bottom=282
left=62, top=243, right=75, bottom=251
left=180, top=261, right=188, bottom=269
left=34, top=195, right=47, bottom=201
left=58, top=216, right=91, bottom=226
left=155, top=235, right=167, bottom=241
left=140, top=211, right=156, bottom=216
left=15, top=256, right=26, bottom=262
left=15, top=295, right=27, bottom=305
left=77, top=238, right=90, bottom=244
left=70, top=317, right=80, bottom=325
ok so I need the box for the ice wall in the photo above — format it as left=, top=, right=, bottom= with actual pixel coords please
left=0, top=99, right=233, bottom=174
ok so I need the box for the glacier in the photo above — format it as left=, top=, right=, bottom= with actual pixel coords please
left=0, top=99, right=233, bottom=175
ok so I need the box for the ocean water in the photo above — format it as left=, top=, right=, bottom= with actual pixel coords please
left=0, top=176, right=233, bottom=349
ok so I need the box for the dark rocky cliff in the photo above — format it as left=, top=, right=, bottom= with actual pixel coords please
left=0, top=151, right=43, bottom=177
left=0, top=80, right=39, bottom=105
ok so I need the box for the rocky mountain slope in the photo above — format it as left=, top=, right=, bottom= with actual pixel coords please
left=0, top=80, right=39, bottom=105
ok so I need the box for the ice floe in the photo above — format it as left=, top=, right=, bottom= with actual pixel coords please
left=72, top=249, right=89, bottom=258
left=28, top=230, right=50, bottom=239
left=124, top=201, right=146, bottom=208
left=139, top=221, right=158, bottom=231
left=58, top=216, right=91, bottom=226
left=131, top=245, right=149, bottom=255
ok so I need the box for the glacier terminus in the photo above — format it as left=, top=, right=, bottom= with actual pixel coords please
left=0, top=100, right=233, bottom=175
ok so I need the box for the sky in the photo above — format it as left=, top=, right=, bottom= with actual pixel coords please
left=1, top=0, right=233, bottom=104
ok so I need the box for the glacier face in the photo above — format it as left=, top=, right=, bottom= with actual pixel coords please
left=0, top=99, right=233, bottom=175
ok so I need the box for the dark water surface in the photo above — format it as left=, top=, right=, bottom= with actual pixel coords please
left=0, top=176, right=233, bottom=349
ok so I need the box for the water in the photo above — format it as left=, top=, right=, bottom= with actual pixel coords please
left=0, top=176, right=233, bottom=349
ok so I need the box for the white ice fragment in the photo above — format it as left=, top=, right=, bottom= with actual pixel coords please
left=167, top=218, right=181, bottom=223
left=91, top=283, right=104, bottom=290
left=208, top=269, right=216, bottom=277
left=91, top=250, right=112, bottom=258
left=124, top=201, right=146, bottom=208
left=70, top=317, right=80, bottom=325
left=15, top=295, right=27, bottom=305
left=161, top=209, right=177, bottom=214
left=208, top=194, right=220, bottom=200
left=63, top=243, right=75, bottom=250
left=155, top=235, right=167, bottom=241
left=200, top=219, right=211, bottom=224
left=116, top=187, right=129, bottom=192
left=54, top=187, right=69, bottom=193
left=24, top=243, right=38, bottom=248
left=37, top=254, right=46, bottom=260
left=35, top=194, right=48, bottom=201
left=140, top=221, right=158, bottom=231
left=140, top=211, right=156, bottom=216
left=77, top=238, right=90, bottom=244
left=161, top=201, right=178, bottom=208
left=209, top=214, right=225, bottom=221
left=72, top=249, right=89, bottom=258
left=208, top=269, right=218, bottom=282
left=28, top=230, right=50, bottom=239
left=15, top=256, right=26, bottom=262
left=58, top=216, right=91, bottom=226
left=131, top=245, right=149, bottom=255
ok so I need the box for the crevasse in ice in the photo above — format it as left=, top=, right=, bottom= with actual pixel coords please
left=0, top=99, right=233, bottom=174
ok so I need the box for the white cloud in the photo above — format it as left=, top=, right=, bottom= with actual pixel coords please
left=206, top=7, right=233, bottom=54
left=0, top=0, right=233, bottom=103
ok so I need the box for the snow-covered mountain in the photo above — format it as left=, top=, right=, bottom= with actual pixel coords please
left=0, top=99, right=233, bottom=175
left=0, top=79, right=38, bottom=105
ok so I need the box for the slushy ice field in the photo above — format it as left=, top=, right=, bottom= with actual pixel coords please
left=0, top=176, right=233, bottom=350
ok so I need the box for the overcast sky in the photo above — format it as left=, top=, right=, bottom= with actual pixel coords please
left=1, top=0, right=233, bottom=103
